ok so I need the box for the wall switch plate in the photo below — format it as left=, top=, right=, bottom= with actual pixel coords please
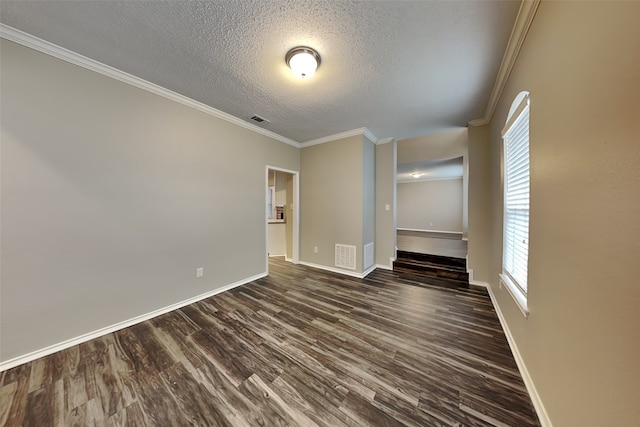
left=385, top=204, right=390, bottom=211
left=196, top=267, right=204, bottom=278
left=314, top=246, right=318, bottom=253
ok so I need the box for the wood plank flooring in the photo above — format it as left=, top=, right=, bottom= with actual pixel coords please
left=0, top=258, right=540, bottom=426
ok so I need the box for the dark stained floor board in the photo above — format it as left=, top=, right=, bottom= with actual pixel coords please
left=0, top=258, right=540, bottom=426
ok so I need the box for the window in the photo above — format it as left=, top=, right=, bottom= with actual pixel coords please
left=501, top=91, right=530, bottom=316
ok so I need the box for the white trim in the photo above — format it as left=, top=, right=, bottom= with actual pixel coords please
left=0, top=24, right=385, bottom=151
left=265, top=166, right=300, bottom=275
left=298, top=261, right=375, bottom=279
left=299, top=127, right=378, bottom=148
left=467, top=0, right=540, bottom=127
left=499, top=273, right=529, bottom=318
left=0, top=272, right=266, bottom=372
left=502, top=92, right=530, bottom=136
left=375, top=263, right=393, bottom=271
left=362, top=128, right=378, bottom=144
left=361, top=265, right=376, bottom=278
left=0, top=24, right=301, bottom=148
left=397, top=176, right=463, bottom=183
left=397, top=228, right=463, bottom=236
left=483, top=282, right=552, bottom=427
left=375, top=137, right=394, bottom=146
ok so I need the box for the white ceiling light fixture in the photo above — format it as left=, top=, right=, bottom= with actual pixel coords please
left=412, top=172, right=422, bottom=178
left=286, top=46, right=321, bottom=79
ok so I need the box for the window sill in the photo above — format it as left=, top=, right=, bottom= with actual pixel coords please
left=499, top=273, right=529, bottom=318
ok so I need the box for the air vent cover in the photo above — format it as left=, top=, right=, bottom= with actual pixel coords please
left=335, top=244, right=356, bottom=270
left=250, top=114, right=270, bottom=124
left=364, top=242, right=374, bottom=269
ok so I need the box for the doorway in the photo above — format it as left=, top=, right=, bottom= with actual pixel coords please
left=266, top=166, right=299, bottom=272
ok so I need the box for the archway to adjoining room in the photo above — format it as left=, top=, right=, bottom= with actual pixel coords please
left=395, top=129, right=469, bottom=261
left=266, top=166, right=299, bottom=272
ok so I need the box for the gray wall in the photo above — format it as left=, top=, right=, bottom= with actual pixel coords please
left=362, top=137, right=375, bottom=269
left=300, top=135, right=368, bottom=273
left=0, top=39, right=300, bottom=362
left=468, top=2, right=640, bottom=425
left=375, top=140, right=396, bottom=267
left=397, top=179, right=463, bottom=232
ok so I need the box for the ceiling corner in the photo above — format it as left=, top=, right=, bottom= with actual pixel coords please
left=478, top=0, right=541, bottom=124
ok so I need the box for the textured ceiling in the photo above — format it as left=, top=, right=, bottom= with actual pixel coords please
left=0, top=1, right=521, bottom=143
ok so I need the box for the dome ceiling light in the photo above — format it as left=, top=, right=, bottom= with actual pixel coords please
left=286, top=46, right=321, bottom=79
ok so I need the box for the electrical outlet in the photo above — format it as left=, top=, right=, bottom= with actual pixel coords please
left=314, top=246, right=318, bottom=253
left=196, top=267, right=204, bottom=278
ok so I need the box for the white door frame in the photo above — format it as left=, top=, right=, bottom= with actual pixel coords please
left=265, top=166, right=300, bottom=273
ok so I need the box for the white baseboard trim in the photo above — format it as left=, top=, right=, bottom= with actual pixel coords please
left=361, top=265, right=376, bottom=278
left=469, top=279, right=488, bottom=288
left=0, top=272, right=267, bottom=372
left=298, top=261, right=374, bottom=279
left=482, top=281, right=552, bottom=427
left=397, top=228, right=463, bottom=235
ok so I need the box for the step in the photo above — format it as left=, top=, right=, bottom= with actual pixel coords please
left=393, top=268, right=469, bottom=289
left=396, top=250, right=466, bottom=269
left=393, top=259, right=469, bottom=282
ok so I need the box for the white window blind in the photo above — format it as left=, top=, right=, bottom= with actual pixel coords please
left=502, top=95, right=530, bottom=298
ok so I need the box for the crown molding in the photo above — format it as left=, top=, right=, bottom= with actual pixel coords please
left=300, top=127, right=379, bottom=148
left=468, top=0, right=540, bottom=127
left=0, top=24, right=301, bottom=147
left=467, top=118, right=490, bottom=127
left=362, top=128, right=378, bottom=144
left=375, top=137, right=395, bottom=146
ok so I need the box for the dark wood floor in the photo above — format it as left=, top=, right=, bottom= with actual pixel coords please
left=0, top=258, right=539, bottom=426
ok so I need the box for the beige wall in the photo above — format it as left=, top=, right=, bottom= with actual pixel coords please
left=471, top=2, right=640, bottom=425
left=375, top=140, right=397, bottom=267
left=398, top=128, right=469, bottom=236
left=0, top=39, right=300, bottom=362
left=397, top=128, right=468, bottom=164
left=397, top=179, right=463, bottom=232
left=300, top=135, right=368, bottom=273
left=362, top=137, right=375, bottom=269
left=467, top=124, right=492, bottom=281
